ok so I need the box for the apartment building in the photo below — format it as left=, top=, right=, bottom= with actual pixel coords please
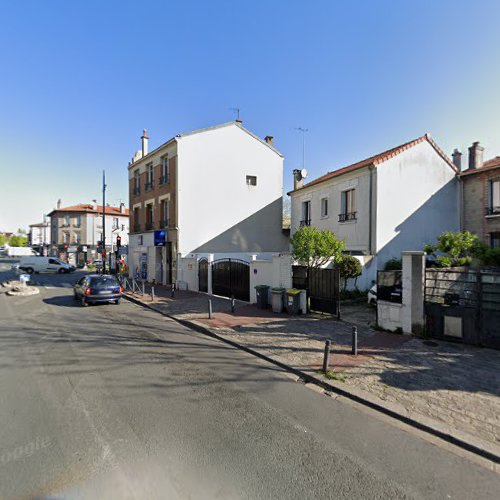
left=128, top=121, right=289, bottom=284
left=48, top=201, right=129, bottom=266
left=28, top=221, right=51, bottom=255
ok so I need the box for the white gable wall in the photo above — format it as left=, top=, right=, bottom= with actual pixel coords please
left=376, top=140, right=459, bottom=268
left=176, top=124, right=288, bottom=256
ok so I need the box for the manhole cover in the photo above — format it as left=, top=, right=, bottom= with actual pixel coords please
left=423, top=340, right=438, bottom=347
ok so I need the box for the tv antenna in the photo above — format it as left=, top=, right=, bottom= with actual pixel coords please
left=295, top=127, right=309, bottom=168
left=229, top=107, right=241, bottom=121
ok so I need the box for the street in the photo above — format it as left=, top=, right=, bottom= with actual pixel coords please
left=0, top=262, right=499, bottom=499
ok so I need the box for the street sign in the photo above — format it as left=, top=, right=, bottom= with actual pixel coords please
left=154, top=230, right=166, bottom=246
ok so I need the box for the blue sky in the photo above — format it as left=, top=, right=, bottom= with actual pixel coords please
left=1, top=0, right=500, bottom=231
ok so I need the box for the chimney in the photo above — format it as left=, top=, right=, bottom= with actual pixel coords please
left=120, top=202, right=125, bottom=214
left=264, top=135, right=274, bottom=145
left=235, top=119, right=243, bottom=125
left=91, top=199, right=98, bottom=210
left=141, top=129, right=149, bottom=157
left=452, top=149, right=462, bottom=170
left=57, top=199, right=61, bottom=209
left=293, top=169, right=304, bottom=190
left=468, top=141, right=484, bottom=170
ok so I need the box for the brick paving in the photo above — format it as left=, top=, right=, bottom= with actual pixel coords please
left=125, top=284, right=500, bottom=450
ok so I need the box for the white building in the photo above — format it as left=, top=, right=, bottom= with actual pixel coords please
left=28, top=221, right=51, bottom=253
left=289, top=134, right=460, bottom=289
left=128, top=121, right=289, bottom=285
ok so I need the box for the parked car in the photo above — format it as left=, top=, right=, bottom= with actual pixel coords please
left=18, top=256, right=75, bottom=274
left=74, top=274, right=122, bottom=306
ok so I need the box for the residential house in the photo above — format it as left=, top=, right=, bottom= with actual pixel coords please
left=48, top=201, right=129, bottom=266
left=289, top=134, right=460, bottom=289
left=28, top=221, right=51, bottom=255
left=128, top=121, right=289, bottom=284
left=460, top=142, right=500, bottom=248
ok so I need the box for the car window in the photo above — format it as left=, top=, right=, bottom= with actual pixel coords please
left=89, top=276, right=119, bottom=288
left=49, top=258, right=58, bottom=265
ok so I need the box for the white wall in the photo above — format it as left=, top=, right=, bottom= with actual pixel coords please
left=249, top=260, right=274, bottom=303
left=376, top=140, right=459, bottom=267
left=177, top=123, right=288, bottom=256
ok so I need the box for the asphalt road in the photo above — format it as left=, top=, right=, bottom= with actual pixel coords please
left=0, top=261, right=499, bottom=499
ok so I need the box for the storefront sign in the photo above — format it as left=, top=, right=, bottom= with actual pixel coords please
left=154, top=230, right=167, bottom=246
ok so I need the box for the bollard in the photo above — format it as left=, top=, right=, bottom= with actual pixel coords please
left=322, top=340, right=331, bottom=374
left=208, top=299, right=213, bottom=319
left=171, top=284, right=175, bottom=298
left=142, top=282, right=145, bottom=295
left=352, top=326, right=358, bottom=356
left=231, top=297, right=235, bottom=314
left=151, top=286, right=155, bottom=302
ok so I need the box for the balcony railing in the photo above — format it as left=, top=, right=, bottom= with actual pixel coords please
left=145, top=181, right=154, bottom=191
left=159, top=175, right=169, bottom=185
left=159, top=219, right=169, bottom=228
left=145, top=222, right=153, bottom=230
left=133, top=223, right=141, bottom=232
left=485, top=206, right=500, bottom=216
left=299, top=219, right=311, bottom=227
left=338, top=212, right=357, bottom=222
left=133, top=186, right=141, bottom=196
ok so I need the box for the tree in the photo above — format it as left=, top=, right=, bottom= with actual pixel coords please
left=0, top=233, right=7, bottom=246
left=290, top=225, right=345, bottom=269
left=424, top=231, right=479, bottom=267
left=9, top=235, right=27, bottom=247
left=383, top=257, right=402, bottom=271
left=337, top=254, right=362, bottom=291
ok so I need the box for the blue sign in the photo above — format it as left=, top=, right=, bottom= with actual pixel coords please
left=154, top=230, right=167, bottom=246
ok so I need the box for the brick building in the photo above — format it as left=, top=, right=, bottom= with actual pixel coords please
left=460, top=142, right=500, bottom=248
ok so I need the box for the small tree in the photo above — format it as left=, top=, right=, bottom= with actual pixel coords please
left=337, top=254, right=362, bottom=291
left=9, top=235, right=27, bottom=247
left=0, top=233, right=7, bottom=246
left=424, top=231, right=479, bottom=267
left=291, top=225, right=345, bottom=269
left=383, top=257, right=402, bottom=271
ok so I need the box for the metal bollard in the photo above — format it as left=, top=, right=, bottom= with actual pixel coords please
left=142, top=282, right=145, bottom=295
left=171, top=284, right=175, bottom=298
left=208, top=299, right=213, bottom=319
left=352, top=326, right=358, bottom=356
left=151, top=286, right=155, bottom=302
left=323, top=340, right=331, bottom=374
left=231, top=297, right=235, bottom=313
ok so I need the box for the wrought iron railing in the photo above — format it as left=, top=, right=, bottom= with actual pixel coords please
left=159, top=219, right=169, bottom=228
left=145, top=181, right=154, bottom=191
left=159, top=175, right=169, bottom=185
left=133, top=186, right=140, bottom=195
left=485, top=206, right=500, bottom=216
left=338, top=212, right=357, bottom=222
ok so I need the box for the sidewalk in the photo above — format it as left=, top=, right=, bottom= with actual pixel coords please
left=125, top=284, right=500, bottom=462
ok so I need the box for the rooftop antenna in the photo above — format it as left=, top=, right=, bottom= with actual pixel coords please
left=295, top=127, right=309, bottom=169
left=229, top=107, right=241, bottom=121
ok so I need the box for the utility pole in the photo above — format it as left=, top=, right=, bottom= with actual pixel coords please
left=295, top=127, right=309, bottom=168
left=102, top=170, right=106, bottom=274
left=43, top=214, right=47, bottom=256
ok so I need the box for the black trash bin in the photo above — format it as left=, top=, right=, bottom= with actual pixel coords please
left=286, top=288, right=301, bottom=315
left=255, top=285, right=270, bottom=309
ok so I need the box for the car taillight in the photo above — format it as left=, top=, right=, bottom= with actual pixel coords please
left=119, top=287, right=123, bottom=294
left=85, top=288, right=91, bottom=296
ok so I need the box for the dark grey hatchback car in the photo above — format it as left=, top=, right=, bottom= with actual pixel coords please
left=74, top=274, right=122, bottom=306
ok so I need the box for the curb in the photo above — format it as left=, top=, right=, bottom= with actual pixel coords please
left=123, top=293, right=500, bottom=465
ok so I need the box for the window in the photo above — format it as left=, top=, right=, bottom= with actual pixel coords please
left=133, top=207, right=140, bottom=232
left=113, top=217, right=119, bottom=229
left=160, top=199, right=169, bottom=227
left=75, top=233, right=81, bottom=244
left=246, top=175, right=257, bottom=186
left=491, top=232, right=500, bottom=249
left=301, top=201, right=311, bottom=226
left=489, top=180, right=500, bottom=215
left=146, top=163, right=154, bottom=190
left=160, top=156, right=169, bottom=184
left=340, top=189, right=356, bottom=222
left=145, top=203, right=153, bottom=230
left=134, top=169, right=140, bottom=194
left=321, top=197, right=329, bottom=218
left=63, top=215, right=70, bottom=227
left=138, top=235, right=143, bottom=245
left=63, top=232, right=70, bottom=243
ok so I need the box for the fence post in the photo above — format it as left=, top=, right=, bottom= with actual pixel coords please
left=352, top=326, right=358, bottom=356
left=142, top=281, right=145, bottom=296
left=208, top=299, right=213, bottom=319
left=171, top=284, right=175, bottom=298
left=323, top=340, right=331, bottom=374
left=151, top=286, right=155, bottom=302
left=231, top=296, right=235, bottom=313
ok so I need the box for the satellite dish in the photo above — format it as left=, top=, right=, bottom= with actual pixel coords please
left=300, top=168, right=308, bottom=179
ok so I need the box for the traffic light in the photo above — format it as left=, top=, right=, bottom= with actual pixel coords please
left=116, top=235, right=122, bottom=249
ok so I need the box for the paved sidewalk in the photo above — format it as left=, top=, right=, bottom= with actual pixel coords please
left=125, top=284, right=500, bottom=459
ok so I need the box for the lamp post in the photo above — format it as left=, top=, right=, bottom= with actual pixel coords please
left=43, top=214, right=47, bottom=256
left=102, top=170, right=107, bottom=274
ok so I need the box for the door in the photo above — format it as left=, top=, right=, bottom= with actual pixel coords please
left=198, top=258, right=208, bottom=292
left=212, top=259, right=250, bottom=301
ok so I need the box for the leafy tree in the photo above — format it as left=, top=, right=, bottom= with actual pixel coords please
left=337, top=254, right=362, bottom=291
left=9, top=235, right=27, bottom=247
left=424, top=231, right=479, bottom=267
left=471, top=242, right=500, bottom=267
left=291, top=225, right=345, bottom=269
left=0, top=233, right=7, bottom=246
left=383, top=257, right=402, bottom=271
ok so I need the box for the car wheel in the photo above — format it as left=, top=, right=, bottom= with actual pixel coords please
left=114, top=299, right=121, bottom=305
left=81, top=297, right=88, bottom=307
left=73, top=292, right=78, bottom=301
left=58, top=268, right=65, bottom=274
left=25, top=267, right=34, bottom=274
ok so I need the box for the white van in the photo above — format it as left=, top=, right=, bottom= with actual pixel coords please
left=18, top=256, right=75, bottom=274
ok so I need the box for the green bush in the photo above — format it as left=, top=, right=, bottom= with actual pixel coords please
left=337, top=254, right=362, bottom=291
left=424, top=231, right=478, bottom=267
left=383, top=257, right=402, bottom=271
left=472, top=242, right=500, bottom=267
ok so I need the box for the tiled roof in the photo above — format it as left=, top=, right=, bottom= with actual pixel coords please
left=460, top=156, right=500, bottom=177
left=48, top=204, right=129, bottom=216
left=292, top=134, right=458, bottom=192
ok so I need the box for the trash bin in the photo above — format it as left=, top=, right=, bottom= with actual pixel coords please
left=271, top=287, right=286, bottom=313
left=286, top=288, right=301, bottom=315
left=255, top=285, right=270, bottom=309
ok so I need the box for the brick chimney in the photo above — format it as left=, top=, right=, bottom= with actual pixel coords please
left=293, top=169, right=304, bottom=190
left=120, top=202, right=125, bottom=214
left=141, top=129, right=149, bottom=157
left=264, top=135, right=274, bottom=145
left=452, top=149, right=462, bottom=170
left=468, top=141, right=484, bottom=170
left=57, top=199, right=61, bottom=209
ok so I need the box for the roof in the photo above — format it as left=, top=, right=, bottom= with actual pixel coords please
left=47, top=204, right=129, bottom=217
left=460, top=156, right=500, bottom=177
left=128, top=121, right=282, bottom=168
left=290, top=134, right=458, bottom=194
left=29, top=222, right=49, bottom=227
